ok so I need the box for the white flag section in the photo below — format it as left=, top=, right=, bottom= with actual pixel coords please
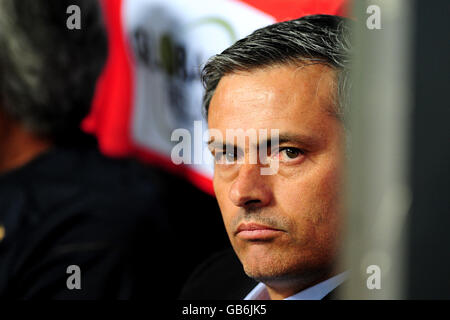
left=123, top=0, right=275, bottom=179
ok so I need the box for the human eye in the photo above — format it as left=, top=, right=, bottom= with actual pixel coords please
left=274, top=147, right=305, bottom=162
left=214, top=147, right=242, bottom=164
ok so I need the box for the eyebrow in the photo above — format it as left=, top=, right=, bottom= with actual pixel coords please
left=207, top=132, right=320, bottom=150
left=207, top=141, right=238, bottom=152
left=268, top=133, right=320, bottom=148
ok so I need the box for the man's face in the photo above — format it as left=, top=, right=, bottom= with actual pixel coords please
left=208, top=63, right=345, bottom=286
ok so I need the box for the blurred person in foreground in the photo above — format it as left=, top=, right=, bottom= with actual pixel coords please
left=0, top=0, right=167, bottom=299
left=180, top=15, right=352, bottom=300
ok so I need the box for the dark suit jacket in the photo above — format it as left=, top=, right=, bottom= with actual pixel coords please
left=179, top=248, right=341, bottom=300
left=0, top=145, right=169, bottom=299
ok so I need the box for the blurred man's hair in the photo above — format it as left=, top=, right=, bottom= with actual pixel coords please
left=0, top=0, right=107, bottom=143
left=202, top=14, right=352, bottom=122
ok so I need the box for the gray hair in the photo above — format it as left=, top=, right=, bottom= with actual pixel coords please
left=0, top=0, right=107, bottom=143
left=202, top=14, right=352, bottom=121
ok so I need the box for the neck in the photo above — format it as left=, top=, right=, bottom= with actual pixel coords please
left=264, top=269, right=337, bottom=300
left=0, top=115, right=52, bottom=174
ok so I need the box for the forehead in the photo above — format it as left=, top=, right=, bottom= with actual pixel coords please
left=208, top=63, right=338, bottom=135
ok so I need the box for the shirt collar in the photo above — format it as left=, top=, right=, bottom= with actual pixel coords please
left=244, top=271, right=349, bottom=300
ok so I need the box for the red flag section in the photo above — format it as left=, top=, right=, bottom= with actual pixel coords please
left=82, top=0, right=134, bottom=156
left=239, top=0, right=349, bottom=21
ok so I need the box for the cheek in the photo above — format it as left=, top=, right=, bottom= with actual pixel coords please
left=213, top=177, right=234, bottom=233
left=275, top=161, right=342, bottom=240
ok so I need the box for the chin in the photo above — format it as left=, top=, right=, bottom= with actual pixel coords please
left=241, top=250, right=297, bottom=281
left=240, top=247, right=334, bottom=284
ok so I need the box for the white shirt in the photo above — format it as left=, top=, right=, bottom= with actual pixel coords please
left=244, top=271, right=349, bottom=300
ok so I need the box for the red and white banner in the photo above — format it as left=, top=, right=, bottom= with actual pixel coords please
left=83, top=0, right=348, bottom=195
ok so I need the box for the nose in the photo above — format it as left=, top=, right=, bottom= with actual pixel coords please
left=229, top=163, right=273, bottom=208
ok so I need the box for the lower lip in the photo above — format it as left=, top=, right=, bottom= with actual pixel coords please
left=236, top=229, right=283, bottom=240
